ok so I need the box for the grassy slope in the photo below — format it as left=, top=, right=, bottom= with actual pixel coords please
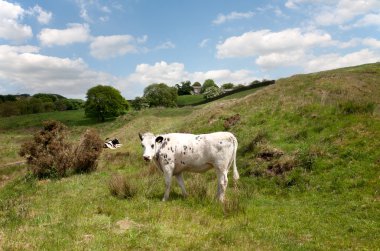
left=176, top=94, right=205, bottom=106
left=1, top=63, right=380, bottom=250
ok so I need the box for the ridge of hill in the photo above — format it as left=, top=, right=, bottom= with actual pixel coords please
left=0, top=63, right=379, bottom=250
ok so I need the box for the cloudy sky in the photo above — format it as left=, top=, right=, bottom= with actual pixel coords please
left=0, top=0, right=379, bottom=99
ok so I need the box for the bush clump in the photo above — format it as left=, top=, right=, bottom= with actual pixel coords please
left=19, top=121, right=72, bottom=178
left=19, top=120, right=103, bottom=178
left=72, top=129, right=103, bottom=173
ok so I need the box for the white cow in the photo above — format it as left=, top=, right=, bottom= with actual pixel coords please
left=138, top=132, right=239, bottom=202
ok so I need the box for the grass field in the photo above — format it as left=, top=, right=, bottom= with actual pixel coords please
left=1, top=63, right=380, bottom=250
left=176, top=94, right=205, bottom=106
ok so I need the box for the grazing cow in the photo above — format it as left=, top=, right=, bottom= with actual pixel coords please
left=138, top=132, right=239, bottom=202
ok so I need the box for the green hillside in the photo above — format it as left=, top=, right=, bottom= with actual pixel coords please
left=1, top=63, right=379, bottom=250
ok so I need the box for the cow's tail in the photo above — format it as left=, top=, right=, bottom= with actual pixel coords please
left=232, top=136, right=240, bottom=181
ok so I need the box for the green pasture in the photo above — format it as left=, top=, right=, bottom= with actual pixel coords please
left=0, top=63, right=379, bottom=250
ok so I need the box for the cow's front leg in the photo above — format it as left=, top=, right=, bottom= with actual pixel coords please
left=162, top=167, right=174, bottom=202
left=175, top=173, right=188, bottom=198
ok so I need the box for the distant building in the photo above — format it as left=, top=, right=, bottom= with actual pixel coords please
left=192, top=86, right=201, bottom=95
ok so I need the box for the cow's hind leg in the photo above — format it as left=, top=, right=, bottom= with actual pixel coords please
left=175, top=173, right=188, bottom=198
left=216, top=170, right=228, bottom=203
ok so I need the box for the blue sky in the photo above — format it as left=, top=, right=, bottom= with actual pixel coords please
left=0, top=0, right=379, bottom=99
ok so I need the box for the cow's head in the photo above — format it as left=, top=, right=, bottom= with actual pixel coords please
left=138, top=132, right=163, bottom=162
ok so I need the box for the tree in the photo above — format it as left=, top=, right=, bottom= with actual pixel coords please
left=201, top=79, right=218, bottom=93
left=143, top=83, right=178, bottom=107
left=203, top=86, right=223, bottom=99
left=131, top=97, right=149, bottom=110
left=221, top=83, right=234, bottom=89
left=85, top=85, right=128, bottom=122
left=175, top=81, right=193, bottom=95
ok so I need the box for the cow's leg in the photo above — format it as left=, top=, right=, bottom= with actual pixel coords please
left=175, top=173, right=188, bottom=198
left=162, top=168, right=173, bottom=202
left=216, top=170, right=228, bottom=202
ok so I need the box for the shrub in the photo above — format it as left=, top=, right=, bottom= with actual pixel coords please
left=19, top=120, right=72, bottom=178
left=72, top=129, right=103, bottom=173
left=19, top=120, right=104, bottom=178
left=203, top=86, right=222, bottom=100
left=108, top=173, right=137, bottom=199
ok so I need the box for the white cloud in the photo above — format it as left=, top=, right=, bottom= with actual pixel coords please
left=90, top=35, right=140, bottom=59
left=29, top=5, right=52, bottom=24
left=76, top=0, right=114, bottom=23
left=0, top=45, right=115, bottom=98
left=38, top=23, right=91, bottom=46
left=362, top=38, right=380, bottom=48
left=255, top=50, right=307, bottom=69
left=199, top=38, right=210, bottom=48
left=305, top=49, right=380, bottom=72
left=122, top=61, right=260, bottom=98
left=285, top=0, right=336, bottom=9
left=213, top=11, right=254, bottom=25
left=0, top=0, right=32, bottom=42
left=216, top=28, right=332, bottom=59
left=313, top=0, right=380, bottom=26
left=353, top=13, right=380, bottom=27
left=155, top=41, right=175, bottom=50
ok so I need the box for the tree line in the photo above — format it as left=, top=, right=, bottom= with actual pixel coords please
left=0, top=93, right=84, bottom=117
left=131, top=79, right=266, bottom=110
left=0, top=78, right=268, bottom=121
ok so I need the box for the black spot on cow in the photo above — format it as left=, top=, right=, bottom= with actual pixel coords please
left=167, top=138, right=170, bottom=141
left=220, top=141, right=223, bottom=144
left=183, top=145, right=188, bottom=151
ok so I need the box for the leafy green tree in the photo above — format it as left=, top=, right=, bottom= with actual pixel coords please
left=201, top=79, right=218, bottom=93
left=221, top=83, right=234, bottom=89
left=234, top=84, right=245, bottom=89
left=203, top=86, right=222, bottom=100
left=85, top=85, right=129, bottom=122
left=175, top=81, right=193, bottom=96
left=131, top=97, right=150, bottom=110
left=143, top=83, right=177, bottom=107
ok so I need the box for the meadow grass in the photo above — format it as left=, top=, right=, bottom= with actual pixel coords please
left=0, top=63, right=379, bottom=250
left=176, top=94, right=205, bottom=106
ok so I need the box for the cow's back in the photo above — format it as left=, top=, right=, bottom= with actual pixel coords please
left=158, top=132, right=236, bottom=174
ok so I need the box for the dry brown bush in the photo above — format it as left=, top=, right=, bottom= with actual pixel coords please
left=19, top=120, right=104, bottom=178
left=72, top=128, right=103, bottom=173
left=19, top=120, right=72, bottom=178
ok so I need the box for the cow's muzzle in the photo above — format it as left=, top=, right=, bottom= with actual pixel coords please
left=143, top=156, right=151, bottom=162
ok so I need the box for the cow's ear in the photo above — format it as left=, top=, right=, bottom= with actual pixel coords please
left=155, top=136, right=164, bottom=143
left=138, top=132, right=143, bottom=141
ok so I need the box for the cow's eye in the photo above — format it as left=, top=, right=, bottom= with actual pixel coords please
left=151, top=144, right=154, bottom=149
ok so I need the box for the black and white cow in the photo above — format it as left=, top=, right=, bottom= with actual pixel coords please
left=139, top=132, right=239, bottom=202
